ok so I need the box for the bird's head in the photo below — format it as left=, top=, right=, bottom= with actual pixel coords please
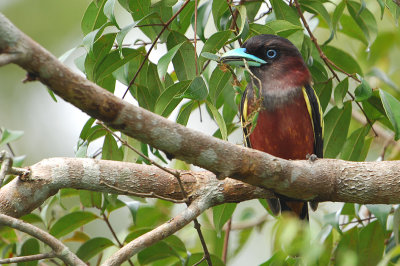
left=220, top=34, right=311, bottom=89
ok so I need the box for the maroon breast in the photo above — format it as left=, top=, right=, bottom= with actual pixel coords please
left=247, top=93, right=314, bottom=160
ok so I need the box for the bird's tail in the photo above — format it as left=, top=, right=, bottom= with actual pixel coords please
left=278, top=200, right=309, bottom=220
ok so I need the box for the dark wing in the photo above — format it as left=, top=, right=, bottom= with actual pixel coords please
left=303, top=84, right=324, bottom=158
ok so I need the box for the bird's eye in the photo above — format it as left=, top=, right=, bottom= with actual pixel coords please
left=266, top=49, right=277, bottom=59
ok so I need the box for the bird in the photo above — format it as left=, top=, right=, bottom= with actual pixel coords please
left=220, top=34, right=323, bottom=220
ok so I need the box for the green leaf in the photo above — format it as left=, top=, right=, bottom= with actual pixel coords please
left=339, top=14, right=368, bottom=46
left=324, top=101, right=352, bottom=158
left=393, top=205, right=400, bottom=245
left=138, top=237, right=185, bottom=264
left=354, top=77, right=372, bottom=102
left=386, top=0, right=400, bottom=24
left=182, top=76, right=208, bottom=101
left=124, top=200, right=140, bottom=225
left=176, top=101, right=195, bottom=126
left=201, top=52, right=220, bottom=62
left=20, top=214, right=44, bottom=225
left=102, top=133, right=124, bottom=161
left=213, top=203, right=236, bottom=234
left=368, top=67, right=399, bottom=92
left=50, top=211, right=98, bottom=238
left=199, top=30, right=231, bottom=67
left=191, top=0, right=212, bottom=42
left=104, top=0, right=119, bottom=28
left=82, top=23, right=112, bottom=62
left=208, top=67, right=232, bottom=105
left=324, top=210, right=342, bottom=234
left=340, top=125, right=371, bottom=161
left=94, top=48, right=142, bottom=82
left=322, top=45, right=363, bottom=75
left=266, top=19, right=303, bottom=33
left=260, top=250, right=287, bottom=265
left=334, top=77, right=349, bottom=109
left=81, top=1, right=108, bottom=35
left=206, top=101, right=227, bottom=140
left=376, top=0, right=385, bottom=19
left=366, top=204, right=392, bottom=230
left=174, top=253, right=225, bottom=266
left=79, top=190, right=102, bottom=209
left=358, top=221, right=385, bottom=265
left=171, top=1, right=195, bottom=34
left=154, top=80, right=191, bottom=116
left=332, top=1, right=345, bottom=33
left=0, top=128, right=24, bottom=147
left=212, top=0, right=229, bottom=31
left=18, top=238, right=39, bottom=266
left=249, top=23, right=275, bottom=36
left=76, top=237, right=115, bottom=261
left=167, top=31, right=197, bottom=81
left=379, top=89, right=400, bottom=140
left=115, top=13, right=158, bottom=55
left=300, top=0, right=331, bottom=29
left=346, top=1, right=377, bottom=47
left=309, top=60, right=332, bottom=112
left=270, top=0, right=301, bottom=26
left=157, top=42, right=185, bottom=80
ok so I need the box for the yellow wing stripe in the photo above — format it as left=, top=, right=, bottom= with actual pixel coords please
left=302, top=86, right=324, bottom=138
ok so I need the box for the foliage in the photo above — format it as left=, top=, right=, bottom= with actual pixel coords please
left=2, top=0, right=400, bottom=265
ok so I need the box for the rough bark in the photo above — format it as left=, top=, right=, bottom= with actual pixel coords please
left=1, top=12, right=400, bottom=211
left=0, top=158, right=271, bottom=217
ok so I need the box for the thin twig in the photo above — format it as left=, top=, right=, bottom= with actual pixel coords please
left=0, top=252, right=56, bottom=264
left=340, top=216, right=376, bottom=226
left=0, top=150, right=13, bottom=186
left=102, top=214, right=134, bottom=266
left=193, top=256, right=206, bottom=266
left=227, top=0, right=243, bottom=46
left=193, top=219, right=213, bottom=266
left=222, top=218, right=232, bottom=263
left=194, top=0, right=199, bottom=76
left=122, top=0, right=191, bottom=98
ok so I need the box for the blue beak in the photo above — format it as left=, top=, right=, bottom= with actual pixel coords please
left=220, top=48, right=267, bottom=67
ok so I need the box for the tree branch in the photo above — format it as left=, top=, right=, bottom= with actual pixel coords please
left=0, top=157, right=270, bottom=218
left=1, top=12, right=400, bottom=213
left=0, top=213, right=86, bottom=265
left=0, top=252, right=56, bottom=264
left=102, top=197, right=212, bottom=266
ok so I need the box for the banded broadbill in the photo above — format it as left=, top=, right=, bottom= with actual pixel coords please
left=221, top=34, right=323, bottom=220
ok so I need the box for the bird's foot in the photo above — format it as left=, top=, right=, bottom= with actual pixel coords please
left=306, top=153, right=318, bottom=162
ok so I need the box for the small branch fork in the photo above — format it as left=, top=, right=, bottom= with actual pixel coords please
left=0, top=150, right=30, bottom=187
left=122, top=0, right=191, bottom=99
left=97, top=122, right=213, bottom=266
left=0, top=213, right=86, bottom=265
left=293, top=0, right=378, bottom=137
left=0, top=150, right=12, bottom=186
left=0, top=252, right=56, bottom=264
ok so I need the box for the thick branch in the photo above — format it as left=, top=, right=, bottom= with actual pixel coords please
left=1, top=13, right=400, bottom=206
left=0, top=158, right=270, bottom=217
